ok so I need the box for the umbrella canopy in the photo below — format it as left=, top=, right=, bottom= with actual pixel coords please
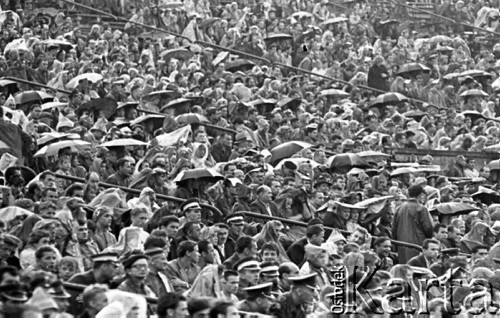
left=370, top=92, right=408, bottom=108
left=66, top=73, right=103, bottom=89
left=173, top=168, right=224, bottom=183
left=175, top=113, right=209, bottom=125
left=320, top=17, right=348, bottom=27
left=428, top=35, right=452, bottom=43
left=488, top=159, right=500, bottom=170
left=249, top=99, right=277, bottom=115
left=143, top=90, right=177, bottom=101
left=278, top=98, right=302, bottom=112
left=460, top=89, right=488, bottom=98
left=435, top=46, right=454, bottom=52
left=225, top=59, right=256, bottom=72
left=274, top=158, right=321, bottom=170
left=390, top=167, right=417, bottom=176
left=459, top=69, right=491, bottom=78
left=430, top=202, right=479, bottom=215
left=327, top=153, right=369, bottom=173
left=34, top=139, right=90, bottom=157
left=484, top=145, right=500, bottom=152
left=99, top=139, right=148, bottom=148
left=0, top=78, right=17, bottom=87
left=160, top=98, right=192, bottom=113
left=357, top=151, right=391, bottom=162
left=264, top=33, right=294, bottom=42
left=0, top=206, right=33, bottom=222
left=460, top=110, right=485, bottom=123
left=130, top=114, right=165, bottom=130
left=443, top=73, right=461, bottom=80
left=290, top=11, right=313, bottom=20
left=396, top=63, right=430, bottom=77
left=37, top=132, right=80, bottom=146
left=4, top=39, right=27, bottom=54
left=379, top=19, right=399, bottom=25
left=160, top=48, right=194, bottom=61
left=41, top=101, right=68, bottom=111
left=472, top=186, right=500, bottom=205
left=319, top=89, right=350, bottom=98
left=14, top=90, right=53, bottom=105
left=270, top=141, right=314, bottom=163
left=41, top=39, right=74, bottom=51
left=403, top=110, right=427, bottom=121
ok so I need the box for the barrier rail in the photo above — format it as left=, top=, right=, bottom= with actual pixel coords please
left=53, top=173, right=224, bottom=217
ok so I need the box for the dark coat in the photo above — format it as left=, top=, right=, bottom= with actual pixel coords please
left=286, top=237, right=308, bottom=266
left=367, top=63, right=389, bottom=92
left=392, top=198, right=434, bottom=264
left=407, top=254, right=429, bottom=268
left=249, top=199, right=279, bottom=223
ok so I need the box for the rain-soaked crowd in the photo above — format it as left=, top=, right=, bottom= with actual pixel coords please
left=3, top=0, right=500, bottom=316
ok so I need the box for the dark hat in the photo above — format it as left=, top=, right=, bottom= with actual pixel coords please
left=122, top=253, right=149, bottom=269
left=180, top=198, right=201, bottom=213
left=0, top=283, right=28, bottom=302
left=234, top=257, right=260, bottom=272
left=91, top=252, right=119, bottom=263
left=260, top=262, right=279, bottom=277
left=144, top=247, right=165, bottom=258
left=289, top=273, right=317, bottom=290
left=46, top=282, right=71, bottom=299
left=243, top=282, right=274, bottom=299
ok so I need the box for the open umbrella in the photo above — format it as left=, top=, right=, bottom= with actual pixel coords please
left=472, top=186, right=500, bottom=205
left=0, top=206, right=33, bottom=222
left=4, top=39, right=27, bottom=54
left=443, top=73, right=461, bottom=80
left=390, top=167, right=417, bottom=176
left=357, top=151, right=391, bottom=162
left=34, top=139, right=90, bottom=157
left=274, top=158, right=321, bottom=170
left=99, top=139, right=148, bottom=148
left=130, top=115, right=165, bottom=131
left=249, top=99, right=277, bottom=115
left=355, top=195, right=394, bottom=224
left=175, top=113, right=209, bottom=125
left=460, top=89, right=488, bottom=98
left=37, top=132, right=80, bottom=146
left=143, top=90, right=178, bottom=101
left=14, top=90, right=53, bottom=105
left=404, top=110, right=426, bottom=121
left=370, top=92, right=408, bottom=108
left=0, top=78, right=17, bottom=87
left=435, top=46, right=454, bottom=53
left=327, top=153, right=369, bottom=173
left=270, top=141, right=314, bottom=163
left=320, top=17, right=348, bottom=27
left=429, top=35, right=452, bottom=43
left=488, top=159, right=500, bottom=170
left=41, top=101, right=68, bottom=111
left=319, top=89, right=350, bottom=98
left=459, top=70, right=491, bottom=78
left=379, top=19, right=399, bottom=25
left=278, top=98, right=302, bottom=112
left=225, top=59, right=255, bottom=72
left=160, top=48, right=194, bottom=61
left=66, top=73, right=103, bottom=89
left=264, top=33, right=293, bottom=42
left=41, top=39, right=74, bottom=51
left=396, top=63, right=430, bottom=77
left=173, top=168, right=223, bottom=183
left=460, top=110, right=485, bottom=123
left=290, top=11, right=313, bottom=20
left=160, top=98, right=192, bottom=113
left=430, top=202, right=479, bottom=215
left=4, top=166, right=36, bottom=184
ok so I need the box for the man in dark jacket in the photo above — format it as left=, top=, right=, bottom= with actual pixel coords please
left=367, top=55, right=389, bottom=92
left=286, top=224, right=324, bottom=266
left=393, top=184, right=434, bottom=264
left=211, top=132, right=233, bottom=162
left=407, top=238, right=440, bottom=268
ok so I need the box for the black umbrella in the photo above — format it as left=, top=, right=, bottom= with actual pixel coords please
left=3, top=166, right=36, bottom=184
left=396, top=63, right=430, bottom=78
left=278, top=97, right=302, bottom=112
left=249, top=99, right=277, bottom=115
left=160, top=98, right=192, bottom=115
left=225, top=59, right=256, bottom=72
left=472, top=187, right=500, bottom=205
left=264, top=33, right=294, bottom=43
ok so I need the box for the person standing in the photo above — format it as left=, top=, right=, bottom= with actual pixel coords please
left=393, top=184, right=434, bottom=264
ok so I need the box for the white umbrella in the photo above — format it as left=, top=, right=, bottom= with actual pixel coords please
left=66, top=73, right=103, bottom=89
left=99, top=138, right=148, bottom=148
left=34, top=140, right=90, bottom=157
left=41, top=101, right=68, bottom=111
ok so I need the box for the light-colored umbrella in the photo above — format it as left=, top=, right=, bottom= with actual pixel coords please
left=460, top=89, right=488, bottom=98
left=270, top=141, right=314, bottom=163
left=274, top=158, right=321, bottom=170
left=173, top=168, right=223, bottom=183
left=175, top=113, right=209, bottom=125
left=41, top=101, right=68, bottom=111
left=37, top=132, right=80, bottom=146
left=66, top=73, right=103, bottom=89
left=99, top=139, right=148, bottom=148
left=34, top=139, right=90, bottom=157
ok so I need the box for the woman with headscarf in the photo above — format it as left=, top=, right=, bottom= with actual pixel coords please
left=200, top=225, right=222, bottom=265
left=93, top=206, right=118, bottom=251
left=299, top=244, right=331, bottom=290
left=460, top=221, right=492, bottom=254
left=191, top=143, right=214, bottom=168
left=97, top=290, right=147, bottom=318
left=253, top=221, right=290, bottom=263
